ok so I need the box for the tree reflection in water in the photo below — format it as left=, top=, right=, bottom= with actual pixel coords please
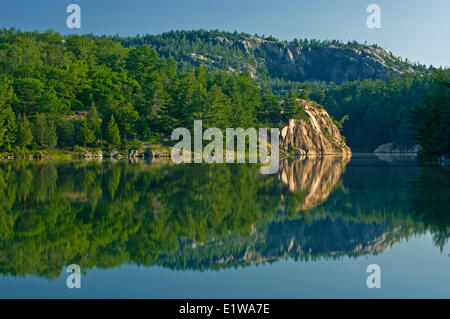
left=0, top=156, right=448, bottom=278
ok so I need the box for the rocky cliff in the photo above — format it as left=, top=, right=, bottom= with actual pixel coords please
left=126, top=31, right=424, bottom=84
left=280, top=99, right=352, bottom=155
left=214, top=36, right=414, bottom=83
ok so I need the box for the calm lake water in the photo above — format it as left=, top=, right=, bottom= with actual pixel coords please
left=0, top=154, right=449, bottom=298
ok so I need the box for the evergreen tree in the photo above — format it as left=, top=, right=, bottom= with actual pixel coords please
left=33, top=114, right=57, bottom=149
left=0, top=76, right=16, bottom=150
left=87, top=104, right=102, bottom=140
left=299, top=83, right=312, bottom=100
left=80, top=120, right=95, bottom=147
left=283, top=90, right=308, bottom=122
left=105, top=115, right=121, bottom=146
left=16, top=114, right=33, bottom=149
left=283, top=90, right=298, bottom=121
left=409, top=69, right=450, bottom=160
left=205, top=85, right=231, bottom=130
left=258, top=89, right=281, bottom=126
left=0, top=106, right=17, bottom=150
left=56, top=118, right=75, bottom=148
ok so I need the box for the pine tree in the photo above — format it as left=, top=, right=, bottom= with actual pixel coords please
left=55, top=118, right=75, bottom=148
left=258, top=89, right=281, bottom=126
left=299, top=83, right=312, bottom=100
left=0, top=76, right=16, bottom=150
left=80, top=120, right=95, bottom=147
left=409, top=69, right=450, bottom=160
left=283, top=90, right=298, bottom=121
left=105, top=115, right=121, bottom=146
left=16, top=114, right=33, bottom=149
left=0, top=106, right=17, bottom=150
left=205, top=85, right=231, bottom=130
left=87, top=104, right=102, bottom=140
left=33, top=114, right=57, bottom=149
left=44, top=118, right=58, bottom=149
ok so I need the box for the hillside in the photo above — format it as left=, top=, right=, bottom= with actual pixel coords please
left=115, top=30, right=428, bottom=85
left=0, top=28, right=442, bottom=154
left=105, top=30, right=438, bottom=152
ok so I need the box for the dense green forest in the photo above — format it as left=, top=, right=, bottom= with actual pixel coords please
left=0, top=29, right=308, bottom=154
left=408, top=69, right=450, bottom=161
left=0, top=29, right=447, bottom=154
left=309, top=74, right=433, bottom=152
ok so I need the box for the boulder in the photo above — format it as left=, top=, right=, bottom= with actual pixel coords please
left=374, top=142, right=420, bottom=153
left=108, top=150, right=123, bottom=158
left=279, top=99, right=351, bottom=155
left=82, top=149, right=92, bottom=158
left=128, top=149, right=141, bottom=158
left=144, top=148, right=171, bottom=158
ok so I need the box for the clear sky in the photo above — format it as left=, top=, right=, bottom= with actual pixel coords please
left=0, top=0, right=449, bottom=67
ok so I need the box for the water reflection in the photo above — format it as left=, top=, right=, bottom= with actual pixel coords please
left=0, top=156, right=448, bottom=278
left=410, top=165, right=450, bottom=250
left=279, top=155, right=350, bottom=210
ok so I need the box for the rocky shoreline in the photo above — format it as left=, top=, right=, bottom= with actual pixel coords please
left=0, top=146, right=172, bottom=160
left=79, top=147, right=172, bottom=159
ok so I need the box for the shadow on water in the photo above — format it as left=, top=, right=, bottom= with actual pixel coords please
left=0, top=155, right=448, bottom=278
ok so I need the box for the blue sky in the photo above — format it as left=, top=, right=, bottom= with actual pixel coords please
left=0, top=0, right=449, bottom=67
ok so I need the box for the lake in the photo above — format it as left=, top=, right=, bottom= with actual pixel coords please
left=0, top=154, right=449, bottom=298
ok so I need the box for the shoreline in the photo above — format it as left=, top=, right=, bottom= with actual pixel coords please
left=0, top=145, right=173, bottom=160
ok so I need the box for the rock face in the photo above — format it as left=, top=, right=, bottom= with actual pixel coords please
left=139, top=32, right=422, bottom=84
left=280, top=99, right=351, bottom=155
left=374, top=142, right=420, bottom=153
left=256, top=41, right=411, bottom=83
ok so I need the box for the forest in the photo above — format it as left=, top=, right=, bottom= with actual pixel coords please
left=408, top=69, right=450, bottom=160
left=114, top=29, right=430, bottom=79
left=0, top=28, right=448, bottom=158
left=0, top=29, right=306, bottom=154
